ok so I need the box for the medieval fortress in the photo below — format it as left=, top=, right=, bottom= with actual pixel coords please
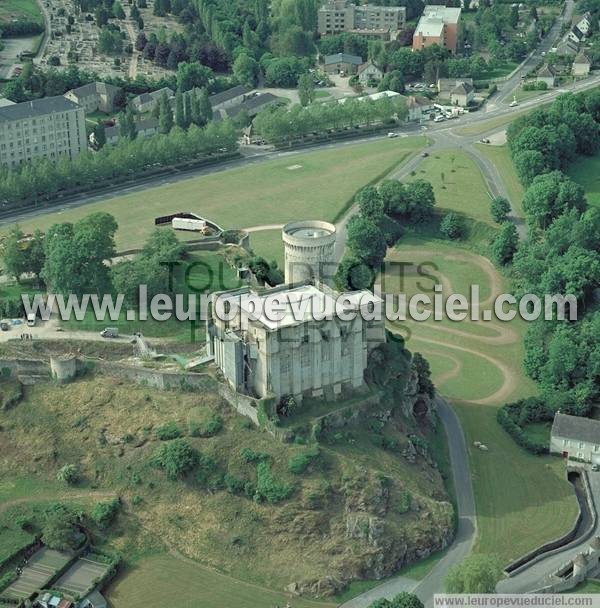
left=206, top=221, right=385, bottom=402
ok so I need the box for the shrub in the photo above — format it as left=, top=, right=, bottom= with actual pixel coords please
left=240, top=448, right=270, bottom=463
left=254, top=462, right=293, bottom=503
left=56, top=464, right=80, bottom=485
left=224, top=474, right=245, bottom=495
left=155, top=421, right=183, bottom=440
left=153, top=439, right=198, bottom=480
left=288, top=447, right=320, bottom=474
left=91, top=498, right=120, bottom=529
left=190, top=414, right=223, bottom=437
left=497, top=397, right=552, bottom=455
left=397, top=490, right=412, bottom=514
left=440, top=213, right=465, bottom=240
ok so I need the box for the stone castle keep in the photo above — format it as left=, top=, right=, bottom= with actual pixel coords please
left=206, top=221, right=385, bottom=402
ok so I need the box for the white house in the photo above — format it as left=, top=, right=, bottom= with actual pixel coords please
left=572, top=51, right=592, bottom=77
left=550, top=412, right=600, bottom=464
left=450, top=81, right=475, bottom=106
left=406, top=95, right=434, bottom=121
left=357, top=61, right=383, bottom=86
left=536, top=64, right=557, bottom=88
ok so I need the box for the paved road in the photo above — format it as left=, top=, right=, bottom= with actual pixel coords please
left=492, top=0, right=575, bottom=107
left=498, top=470, right=600, bottom=594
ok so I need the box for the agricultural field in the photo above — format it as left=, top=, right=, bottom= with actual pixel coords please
left=5, top=137, right=426, bottom=251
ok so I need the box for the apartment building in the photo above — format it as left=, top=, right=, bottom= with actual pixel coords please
left=318, top=0, right=406, bottom=37
left=0, top=96, right=87, bottom=169
left=413, top=5, right=462, bottom=54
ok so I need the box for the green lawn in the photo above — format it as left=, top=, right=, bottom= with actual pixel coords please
left=455, top=110, right=530, bottom=137
left=568, top=154, right=600, bottom=207
left=0, top=0, right=42, bottom=24
left=5, top=137, right=425, bottom=251
left=107, top=554, right=336, bottom=608
left=386, top=231, right=578, bottom=566
left=474, top=144, right=525, bottom=218
left=406, top=150, right=498, bottom=249
left=248, top=229, right=285, bottom=267
left=570, top=580, right=600, bottom=593
left=455, top=404, right=579, bottom=563
left=59, top=250, right=240, bottom=339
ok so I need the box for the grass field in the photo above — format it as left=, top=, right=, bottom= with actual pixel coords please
left=455, top=110, right=530, bottom=137
left=0, top=0, right=42, bottom=24
left=474, top=144, right=525, bottom=218
left=248, top=228, right=285, bottom=267
left=108, top=554, right=336, bottom=608
left=5, top=137, right=425, bottom=251
left=385, top=228, right=579, bottom=564
left=568, top=154, right=600, bottom=207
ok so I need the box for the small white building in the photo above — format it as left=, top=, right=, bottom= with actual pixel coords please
left=536, top=64, right=557, bottom=88
left=550, top=412, right=600, bottom=464
left=406, top=95, right=434, bottom=121
left=450, top=81, right=475, bottom=106
left=357, top=61, right=383, bottom=86
left=575, top=12, right=593, bottom=36
left=572, top=51, right=592, bottom=77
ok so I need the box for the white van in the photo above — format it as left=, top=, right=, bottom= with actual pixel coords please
left=27, top=313, right=36, bottom=327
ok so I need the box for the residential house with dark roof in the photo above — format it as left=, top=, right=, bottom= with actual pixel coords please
left=323, top=53, right=363, bottom=75
left=450, top=81, right=475, bottom=106
left=537, top=64, right=557, bottom=88
left=103, top=117, right=160, bottom=145
left=130, top=87, right=174, bottom=114
left=0, top=96, right=87, bottom=168
left=209, top=85, right=251, bottom=111
left=357, top=61, right=383, bottom=86
left=406, top=95, right=434, bottom=121
left=551, top=413, right=600, bottom=464
left=437, top=77, right=473, bottom=98
left=64, top=81, right=122, bottom=114
left=572, top=51, right=592, bottom=76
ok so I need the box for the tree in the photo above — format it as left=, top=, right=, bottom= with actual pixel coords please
left=41, top=213, right=118, bottom=295
left=91, top=498, right=120, bottom=529
left=513, top=149, right=547, bottom=186
left=445, top=555, right=503, bottom=593
left=174, top=89, right=186, bottom=129
left=119, top=106, right=137, bottom=140
left=335, top=255, right=374, bottom=291
left=440, top=213, right=465, bottom=240
left=490, top=196, right=511, bottom=223
left=158, top=90, right=174, bottom=134
left=3, top=226, right=28, bottom=281
left=93, top=122, right=107, bottom=148
left=347, top=215, right=388, bottom=268
left=27, top=230, right=46, bottom=281
left=378, top=70, right=405, bottom=94
left=176, top=61, right=213, bottom=92
left=112, top=1, right=126, bottom=19
left=357, top=185, right=385, bottom=222
left=153, top=439, right=198, bottom=480
left=491, top=222, right=519, bottom=265
left=197, top=87, right=213, bottom=123
left=298, top=72, right=315, bottom=107
left=233, top=52, right=259, bottom=87
left=56, top=464, right=80, bottom=485
left=522, top=171, right=587, bottom=231
left=42, top=503, right=82, bottom=551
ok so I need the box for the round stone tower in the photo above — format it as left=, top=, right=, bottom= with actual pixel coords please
left=50, top=356, right=77, bottom=384
left=282, top=220, right=337, bottom=285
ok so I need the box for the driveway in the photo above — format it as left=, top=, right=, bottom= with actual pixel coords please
left=497, top=469, right=600, bottom=594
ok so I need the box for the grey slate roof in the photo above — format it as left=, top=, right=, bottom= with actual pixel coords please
left=324, top=52, right=363, bottom=65
left=209, top=85, right=250, bottom=106
left=226, top=93, right=279, bottom=117
left=552, top=413, right=600, bottom=445
left=67, top=81, right=121, bottom=98
left=451, top=82, right=474, bottom=95
left=0, top=95, right=80, bottom=122
left=538, top=64, right=556, bottom=78
left=105, top=117, right=159, bottom=139
left=573, top=51, right=592, bottom=65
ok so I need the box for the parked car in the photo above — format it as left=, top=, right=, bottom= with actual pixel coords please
left=100, top=327, right=119, bottom=338
left=421, top=151, right=429, bottom=157
left=434, top=115, right=445, bottom=122
left=27, top=313, right=36, bottom=327
left=0, top=320, right=9, bottom=331
left=509, top=100, right=519, bottom=107
left=387, top=132, right=399, bottom=138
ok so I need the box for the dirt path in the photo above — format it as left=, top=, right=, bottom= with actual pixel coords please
left=243, top=224, right=285, bottom=232
left=0, top=490, right=116, bottom=514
